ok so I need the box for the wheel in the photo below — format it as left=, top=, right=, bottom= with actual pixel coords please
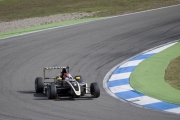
left=35, top=77, right=44, bottom=93
left=74, top=75, right=83, bottom=83
left=47, top=83, right=57, bottom=99
left=90, top=82, right=100, bottom=98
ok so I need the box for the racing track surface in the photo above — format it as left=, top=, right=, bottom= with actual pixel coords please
left=0, top=5, right=180, bottom=120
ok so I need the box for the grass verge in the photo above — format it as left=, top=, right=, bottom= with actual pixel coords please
left=165, top=56, right=180, bottom=90
left=130, top=42, right=180, bottom=104
left=0, top=0, right=180, bottom=21
left=0, top=18, right=100, bottom=39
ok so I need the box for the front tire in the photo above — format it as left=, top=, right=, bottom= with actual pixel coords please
left=47, top=83, right=57, bottom=99
left=35, top=77, right=44, bottom=93
left=90, top=82, right=100, bottom=98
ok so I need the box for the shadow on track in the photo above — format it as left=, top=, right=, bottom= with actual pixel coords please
left=18, top=90, right=48, bottom=100
left=18, top=91, right=93, bottom=101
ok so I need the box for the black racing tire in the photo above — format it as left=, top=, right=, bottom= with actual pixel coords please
left=90, top=82, right=100, bottom=98
left=35, top=77, right=44, bottom=93
left=74, top=75, right=83, bottom=83
left=47, top=83, right=57, bottom=99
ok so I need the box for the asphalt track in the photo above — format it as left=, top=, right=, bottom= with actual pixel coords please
left=0, top=5, right=180, bottom=120
left=0, top=18, right=99, bottom=39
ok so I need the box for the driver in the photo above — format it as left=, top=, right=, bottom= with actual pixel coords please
left=64, top=73, right=73, bottom=80
left=59, top=68, right=72, bottom=80
left=59, top=68, right=67, bottom=80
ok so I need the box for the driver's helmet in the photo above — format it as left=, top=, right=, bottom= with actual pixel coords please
left=64, top=73, right=73, bottom=80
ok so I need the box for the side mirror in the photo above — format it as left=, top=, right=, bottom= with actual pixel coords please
left=75, top=76, right=81, bottom=80
left=57, top=77, right=62, bottom=81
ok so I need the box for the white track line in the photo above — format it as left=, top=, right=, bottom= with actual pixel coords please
left=1, top=4, right=180, bottom=40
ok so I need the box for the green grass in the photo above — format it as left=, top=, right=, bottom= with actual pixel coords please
left=0, top=18, right=100, bottom=39
left=0, top=0, right=180, bottom=21
left=165, top=56, right=180, bottom=90
left=130, top=42, right=180, bottom=104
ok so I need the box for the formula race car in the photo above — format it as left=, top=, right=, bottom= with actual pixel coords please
left=35, top=66, right=100, bottom=99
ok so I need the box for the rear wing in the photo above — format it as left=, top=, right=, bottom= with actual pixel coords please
left=43, top=66, right=69, bottom=80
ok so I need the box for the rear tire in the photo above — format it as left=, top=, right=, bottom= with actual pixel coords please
left=35, top=77, right=44, bottom=93
left=47, top=83, right=57, bottom=99
left=90, top=82, right=100, bottom=98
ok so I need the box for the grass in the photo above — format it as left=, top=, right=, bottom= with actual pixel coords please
left=165, top=56, right=180, bottom=90
left=0, top=0, right=180, bottom=21
left=0, top=18, right=100, bottom=38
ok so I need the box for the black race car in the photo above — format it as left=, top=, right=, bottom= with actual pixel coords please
left=35, top=66, right=100, bottom=99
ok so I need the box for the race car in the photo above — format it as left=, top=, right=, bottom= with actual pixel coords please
left=35, top=66, right=100, bottom=99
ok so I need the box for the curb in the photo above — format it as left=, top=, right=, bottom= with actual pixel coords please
left=103, top=40, right=180, bottom=114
